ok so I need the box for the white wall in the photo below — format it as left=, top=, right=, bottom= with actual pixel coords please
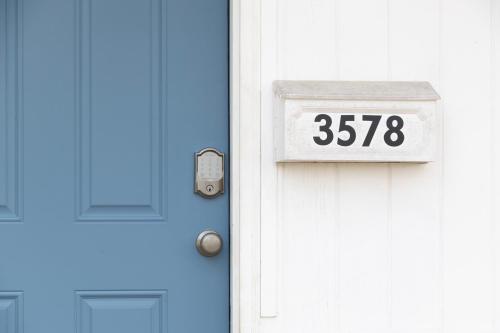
left=234, top=0, right=500, bottom=332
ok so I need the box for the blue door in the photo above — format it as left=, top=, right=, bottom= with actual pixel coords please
left=0, top=0, right=228, bottom=331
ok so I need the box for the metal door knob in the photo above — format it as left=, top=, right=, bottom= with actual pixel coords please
left=196, top=230, right=223, bottom=257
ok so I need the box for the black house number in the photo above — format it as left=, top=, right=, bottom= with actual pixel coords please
left=313, top=114, right=405, bottom=147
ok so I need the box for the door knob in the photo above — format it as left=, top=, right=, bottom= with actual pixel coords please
left=196, top=230, right=223, bottom=257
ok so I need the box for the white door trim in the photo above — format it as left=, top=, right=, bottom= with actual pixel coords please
left=230, top=0, right=262, bottom=332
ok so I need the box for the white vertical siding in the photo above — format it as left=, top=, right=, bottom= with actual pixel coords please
left=493, top=0, right=500, bottom=331
left=441, top=1, right=494, bottom=332
left=388, top=1, right=442, bottom=331
left=255, top=0, right=500, bottom=332
left=335, top=1, right=391, bottom=331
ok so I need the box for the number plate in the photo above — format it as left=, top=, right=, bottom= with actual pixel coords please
left=274, top=100, right=438, bottom=162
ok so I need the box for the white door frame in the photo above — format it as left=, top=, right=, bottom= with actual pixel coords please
left=230, top=0, right=263, bottom=332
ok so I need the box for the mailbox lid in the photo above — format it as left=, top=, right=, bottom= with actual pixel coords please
left=273, top=81, right=441, bottom=101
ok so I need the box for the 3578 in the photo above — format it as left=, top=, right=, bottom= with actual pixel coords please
left=313, top=114, right=405, bottom=147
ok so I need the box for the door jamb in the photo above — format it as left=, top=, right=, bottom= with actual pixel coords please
left=230, top=0, right=262, bottom=332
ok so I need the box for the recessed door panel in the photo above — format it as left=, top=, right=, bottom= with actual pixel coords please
left=0, top=0, right=21, bottom=222
left=76, top=0, right=165, bottom=221
left=0, top=292, right=23, bottom=333
left=76, top=291, right=167, bottom=333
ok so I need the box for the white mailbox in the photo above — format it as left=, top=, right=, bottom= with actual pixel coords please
left=273, top=81, right=440, bottom=162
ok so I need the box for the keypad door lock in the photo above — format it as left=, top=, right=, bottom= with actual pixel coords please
left=195, top=148, right=224, bottom=198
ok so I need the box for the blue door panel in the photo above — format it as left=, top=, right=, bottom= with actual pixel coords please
left=0, top=0, right=229, bottom=332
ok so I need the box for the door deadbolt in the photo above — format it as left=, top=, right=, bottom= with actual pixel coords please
left=195, top=148, right=224, bottom=198
left=196, top=230, right=223, bottom=257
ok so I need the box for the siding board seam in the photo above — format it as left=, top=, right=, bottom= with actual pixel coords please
left=490, top=0, right=497, bottom=329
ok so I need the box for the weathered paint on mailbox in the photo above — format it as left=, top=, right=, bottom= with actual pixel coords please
left=273, top=81, right=440, bottom=162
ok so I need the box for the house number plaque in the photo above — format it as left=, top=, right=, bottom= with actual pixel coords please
left=273, top=80, right=440, bottom=162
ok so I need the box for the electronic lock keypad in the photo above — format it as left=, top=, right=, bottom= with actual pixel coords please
left=195, top=148, right=224, bottom=198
